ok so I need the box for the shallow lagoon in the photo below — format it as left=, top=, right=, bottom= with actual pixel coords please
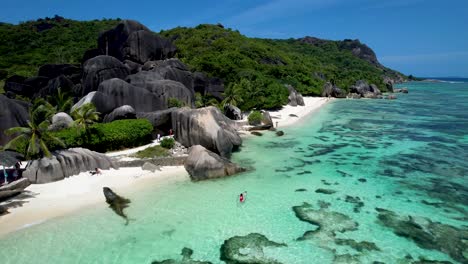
left=0, top=81, right=467, bottom=264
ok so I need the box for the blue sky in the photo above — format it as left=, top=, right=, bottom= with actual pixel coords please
left=2, top=0, right=468, bottom=77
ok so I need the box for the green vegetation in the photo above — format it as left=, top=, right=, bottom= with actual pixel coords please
left=0, top=18, right=405, bottom=111
left=71, top=103, right=100, bottom=131
left=4, top=99, right=64, bottom=159
left=248, top=111, right=263, bottom=125
left=133, top=145, right=169, bottom=158
left=160, top=24, right=403, bottom=109
left=0, top=16, right=119, bottom=78
left=49, top=119, right=153, bottom=153
left=48, top=87, right=73, bottom=113
left=160, top=137, right=175, bottom=149
left=167, top=97, right=185, bottom=108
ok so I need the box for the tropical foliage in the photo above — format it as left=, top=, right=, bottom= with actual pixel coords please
left=0, top=16, right=119, bottom=77
left=47, top=87, right=73, bottom=113
left=46, top=119, right=153, bottom=153
left=247, top=111, right=263, bottom=125
left=71, top=103, right=100, bottom=131
left=4, top=99, right=64, bottom=158
left=160, top=137, right=175, bottom=149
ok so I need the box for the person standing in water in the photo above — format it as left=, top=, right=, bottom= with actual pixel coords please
left=239, top=191, right=247, bottom=203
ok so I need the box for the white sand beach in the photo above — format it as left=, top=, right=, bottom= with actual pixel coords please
left=0, top=97, right=331, bottom=237
left=268, top=97, right=331, bottom=128
left=0, top=166, right=189, bottom=236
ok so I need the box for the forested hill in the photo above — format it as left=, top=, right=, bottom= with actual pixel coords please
left=0, top=17, right=405, bottom=96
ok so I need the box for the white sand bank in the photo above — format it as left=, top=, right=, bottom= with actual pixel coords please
left=0, top=166, right=189, bottom=236
left=269, top=97, right=331, bottom=128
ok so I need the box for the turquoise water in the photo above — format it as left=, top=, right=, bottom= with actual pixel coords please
left=0, top=81, right=467, bottom=263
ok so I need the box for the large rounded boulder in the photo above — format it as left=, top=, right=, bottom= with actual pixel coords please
left=285, top=84, right=304, bottom=106
left=49, top=112, right=73, bottom=131
left=0, top=95, right=29, bottom=146
left=322, top=82, right=346, bottom=98
left=97, top=20, right=176, bottom=64
left=184, top=145, right=245, bottom=181
left=22, top=148, right=117, bottom=184
left=81, top=55, right=130, bottom=96
left=103, top=105, right=136, bottom=123
left=171, top=106, right=241, bottom=157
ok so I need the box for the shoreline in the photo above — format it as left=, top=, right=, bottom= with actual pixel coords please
left=0, top=97, right=331, bottom=237
left=0, top=166, right=189, bottom=237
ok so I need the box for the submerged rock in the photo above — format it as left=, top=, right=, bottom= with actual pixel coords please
left=335, top=238, right=380, bottom=252
left=151, top=247, right=213, bottom=264
left=103, top=187, right=131, bottom=225
left=292, top=202, right=358, bottom=241
left=376, top=208, right=468, bottom=263
left=220, top=233, right=287, bottom=264
left=184, top=145, right=245, bottom=181
left=315, top=188, right=337, bottom=195
left=251, top=131, right=263, bottom=136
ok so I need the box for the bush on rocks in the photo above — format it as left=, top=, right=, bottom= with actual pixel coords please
left=160, top=137, right=175, bottom=149
left=247, top=110, right=262, bottom=125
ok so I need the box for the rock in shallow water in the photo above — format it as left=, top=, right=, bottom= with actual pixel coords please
left=151, top=247, right=213, bottom=264
left=184, top=145, right=245, bottom=181
left=220, top=233, right=287, bottom=264
left=292, top=202, right=358, bottom=241
left=375, top=208, right=468, bottom=263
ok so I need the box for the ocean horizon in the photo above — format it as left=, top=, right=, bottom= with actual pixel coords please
left=0, top=81, right=467, bottom=263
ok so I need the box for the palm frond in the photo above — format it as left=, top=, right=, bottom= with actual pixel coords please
left=3, top=134, right=28, bottom=152
left=5, top=126, right=31, bottom=136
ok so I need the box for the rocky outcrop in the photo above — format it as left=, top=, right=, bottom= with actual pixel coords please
left=4, top=75, right=37, bottom=97
left=141, top=162, right=161, bottom=172
left=103, top=105, right=136, bottom=123
left=23, top=148, right=117, bottom=184
left=394, top=88, right=409, bottom=93
left=143, top=58, right=188, bottom=71
left=376, top=208, right=468, bottom=263
left=224, top=104, right=242, bottom=120
left=285, top=84, right=304, bottom=106
left=37, top=75, right=75, bottom=98
left=0, top=95, right=29, bottom=145
left=220, top=233, right=287, bottom=264
left=0, top=178, right=31, bottom=201
left=49, top=112, right=73, bottom=131
left=136, top=108, right=175, bottom=135
left=184, top=145, right=245, bottom=181
left=349, top=80, right=382, bottom=98
left=74, top=77, right=193, bottom=115
left=126, top=71, right=195, bottom=108
left=38, top=64, right=81, bottom=80
left=97, top=20, right=176, bottom=64
left=123, top=30, right=177, bottom=64
left=171, top=107, right=242, bottom=157
left=261, top=110, right=273, bottom=127
left=321, top=82, right=346, bottom=98
left=81, top=55, right=130, bottom=96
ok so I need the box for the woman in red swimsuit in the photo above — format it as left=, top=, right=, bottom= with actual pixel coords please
left=239, top=191, right=247, bottom=203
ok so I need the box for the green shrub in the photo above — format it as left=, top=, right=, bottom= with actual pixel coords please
left=160, top=137, right=175, bottom=149
left=133, top=146, right=168, bottom=158
left=167, top=98, right=185, bottom=108
left=47, top=119, right=153, bottom=153
left=248, top=111, right=263, bottom=125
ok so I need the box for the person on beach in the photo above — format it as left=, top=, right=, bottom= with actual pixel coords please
left=169, top=129, right=173, bottom=136
left=3, top=168, right=8, bottom=185
left=14, top=161, right=22, bottom=180
left=89, top=168, right=102, bottom=176
left=157, top=133, right=161, bottom=142
left=239, top=191, right=247, bottom=203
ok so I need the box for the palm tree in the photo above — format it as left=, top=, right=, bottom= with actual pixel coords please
left=221, top=80, right=246, bottom=107
left=48, top=87, right=73, bottom=113
left=71, top=103, right=100, bottom=132
left=4, top=102, right=65, bottom=159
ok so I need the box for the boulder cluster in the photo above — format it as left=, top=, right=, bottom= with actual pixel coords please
left=1, top=20, right=245, bottom=159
